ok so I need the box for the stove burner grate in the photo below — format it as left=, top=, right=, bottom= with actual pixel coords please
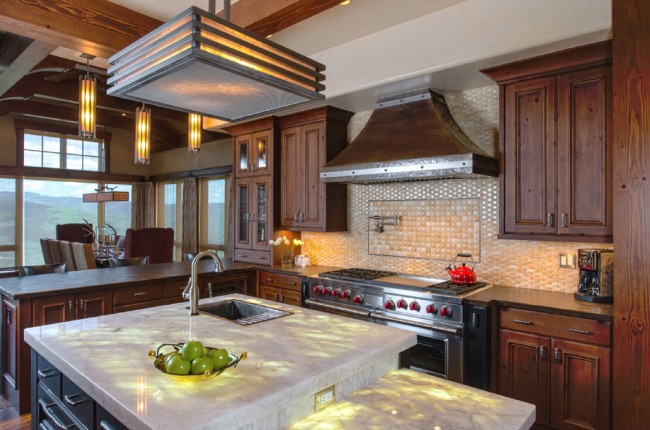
left=319, top=268, right=398, bottom=282
left=426, top=281, right=487, bottom=296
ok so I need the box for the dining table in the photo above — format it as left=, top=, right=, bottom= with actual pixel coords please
left=94, top=251, right=125, bottom=268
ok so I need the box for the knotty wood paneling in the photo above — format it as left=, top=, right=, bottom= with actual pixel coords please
left=612, top=0, right=650, bottom=428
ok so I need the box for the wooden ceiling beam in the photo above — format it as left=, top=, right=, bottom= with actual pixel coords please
left=0, top=0, right=163, bottom=58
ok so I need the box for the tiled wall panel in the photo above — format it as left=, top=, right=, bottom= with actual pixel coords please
left=302, top=86, right=613, bottom=292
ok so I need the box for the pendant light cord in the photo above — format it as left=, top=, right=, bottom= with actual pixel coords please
left=208, top=0, right=230, bottom=21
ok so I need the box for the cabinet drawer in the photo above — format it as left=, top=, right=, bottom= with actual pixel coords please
left=162, top=279, right=189, bottom=299
left=234, top=249, right=271, bottom=264
left=62, top=374, right=94, bottom=429
left=97, top=404, right=129, bottom=430
left=499, top=307, right=611, bottom=346
left=114, top=284, right=162, bottom=306
left=36, top=355, right=61, bottom=399
left=113, top=299, right=163, bottom=314
left=259, top=271, right=301, bottom=291
left=38, top=385, right=78, bottom=430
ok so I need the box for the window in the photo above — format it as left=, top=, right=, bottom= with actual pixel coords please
left=0, top=178, right=132, bottom=268
left=23, top=131, right=104, bottom=172
left=200, top=176, right=230, bottom=258
left=157, top=181, right=183, bottom=261
left=0, top=178, right=17, bottom=268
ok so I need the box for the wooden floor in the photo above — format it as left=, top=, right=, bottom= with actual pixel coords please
left=0, top=399, right=30, bottom=430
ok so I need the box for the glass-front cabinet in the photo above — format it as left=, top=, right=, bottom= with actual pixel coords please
left=252, top=176, right=271, bottom=251
left=234, top=177, right=271, bottom=251
left=235, top=131, right=271, bottom=177
left=234, top=178, right=251, bottom=249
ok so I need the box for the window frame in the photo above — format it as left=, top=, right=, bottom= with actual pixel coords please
left=156, top=180, right=184, bottom=261
left=199, top=175, right=231, bottom=257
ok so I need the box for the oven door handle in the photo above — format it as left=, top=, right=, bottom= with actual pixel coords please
left=370, top=312, right=461, bottom=335
left=305, top=299, right=371, bottom=318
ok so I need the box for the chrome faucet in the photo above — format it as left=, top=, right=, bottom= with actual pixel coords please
left=183, top=250, right=224, bottom=316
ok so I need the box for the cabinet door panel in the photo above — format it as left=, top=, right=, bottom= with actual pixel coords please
left=280, top=126, right=301, bottom=228
left=551, top=339, right=611, bottom=430
left=252, top=176, right=271, bottom=251
left=498, top=329, right=550, bottom=428
left=33, top=295, right=75, bottom=326
left=252, top=130, right=272, bottom=176
left=301, top=122, right=325, bottom=229
left=557, top=67, right=613, bottom=236
left=76, top=289, right=112, bottom=319
left=281, top=289, right=302, bottom=307
left=235, top=134, right=252, bottom=176
left=260, top=285, right=280, bottom=302
left=235, top=178, right=252, bottom=249
left=504, top=77, right=557, bottom=234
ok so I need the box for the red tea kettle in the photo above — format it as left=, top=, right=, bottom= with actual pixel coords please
left=446, top=253, right=477, bottom=284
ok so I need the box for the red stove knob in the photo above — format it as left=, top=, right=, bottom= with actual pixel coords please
left=322, top=288, right=331, bottom=296
left=409, top=301, right=420, bottom=311
left=313, top=286, right=321, bottom=294
left=331, top=289, right=339, bottom=297
left=396, top=299, right=407, bottom=309
left=353, top=295, right=362, bottom=304
left=385, top=300, right=395, bottom=310
left=341, top=291, right=350, bottom=299
left=426, top=304, right=437, bottom=314
left=440, top=306, right=451, bottom=317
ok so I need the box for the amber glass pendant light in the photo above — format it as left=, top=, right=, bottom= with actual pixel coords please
left=79, top=54, right=97, bottom=138
left=135, top=104, right=151, bottom=164
left=188, top=113, right=202, bottom=152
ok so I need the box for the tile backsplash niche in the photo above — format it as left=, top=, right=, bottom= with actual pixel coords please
left=302, top=86, right=613, bottom=292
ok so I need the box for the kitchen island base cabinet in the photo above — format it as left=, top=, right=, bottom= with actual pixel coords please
left=497, top=307, right=612, bottom=430
left=258, top=270, right=303, bottom=307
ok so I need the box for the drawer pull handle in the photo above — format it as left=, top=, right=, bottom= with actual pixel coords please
left=265, top=278, right=273, bottom=282
left=100, top=422, right=117, bottom=430
left=281, top=294, right=284, bottom=302
left=555, top=348, right=562, bottom=364
left=287, top=282, right=296, bottom=285
left=539, top=346, right=545, bottom=359
left=256, top=256, right=266, bottom=259
left=569, top=328, right=593, bottom=335
left=133, top=292, right=147, bottom=297
left=37, top=369, right=56, bottom=380
left=63, top=394, right=84, bottom=407
left=513, top=319, right=533, bottom=325
left=274, top=293, right=279, bottom=301
left=239, top=255, right=248, bottom=258
left=39, top=399, right=76, bottom=429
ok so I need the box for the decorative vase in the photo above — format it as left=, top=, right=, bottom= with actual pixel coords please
left=281, top=248, right=293, bottom=268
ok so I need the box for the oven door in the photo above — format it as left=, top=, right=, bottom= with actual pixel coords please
left=304, top=299, right=375, bottom=323
left=371, top=313, right=464, bottom=383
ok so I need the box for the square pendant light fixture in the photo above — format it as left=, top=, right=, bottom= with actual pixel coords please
left=107, top=4, right=325, bottom=124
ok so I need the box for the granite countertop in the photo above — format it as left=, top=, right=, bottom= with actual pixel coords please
left=0, top=260, right=256, bottom=300
left=466, top=285, right=614, bottom=321
left=258, top=265, right=345, bottom=278
left=25, top=294, right=416, bottom=430
left=289, top=369, right=535, bottom=430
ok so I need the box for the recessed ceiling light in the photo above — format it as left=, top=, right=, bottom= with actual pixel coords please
left=340, top=0, right=350, bottom=5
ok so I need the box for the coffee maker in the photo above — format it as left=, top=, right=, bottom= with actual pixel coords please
left=575, top=249, right=613, bottom=303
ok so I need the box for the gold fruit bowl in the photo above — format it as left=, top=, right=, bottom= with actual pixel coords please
left=149, top=343, right=247, bottom=381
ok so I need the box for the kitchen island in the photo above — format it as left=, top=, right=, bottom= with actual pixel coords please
left=25, top=294, right=535, bottom=430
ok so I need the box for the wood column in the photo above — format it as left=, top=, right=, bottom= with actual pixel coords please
left=613, top=0, right=650, bottom=428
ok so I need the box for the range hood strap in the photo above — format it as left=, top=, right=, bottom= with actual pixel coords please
left=370, top=312, right=461, bottom=335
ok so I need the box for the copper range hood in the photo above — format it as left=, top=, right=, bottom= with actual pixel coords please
left=320, top=89, right=498, bottom=184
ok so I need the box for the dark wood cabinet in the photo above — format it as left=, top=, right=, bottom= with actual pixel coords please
left=550, top=339, right=611, bottom=430
left=281, top=289, right=301, bottom=307
left=279, top=107, right=352, bottom=232
left=258, top=270, right=303, bottom=307
left=76, top=289, right=112, bottom=319
left=482, top=41, right=613, bottom=242
left=234, top=130, right=272, bottom=177
left=497, top=307, right=612, bottom=430
left=33, top=295, right=76, bottom=326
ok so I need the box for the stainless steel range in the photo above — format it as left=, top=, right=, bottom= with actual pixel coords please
left=302, top=268, right=491, bottom=384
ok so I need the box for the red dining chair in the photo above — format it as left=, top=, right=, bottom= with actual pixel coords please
left=123, top=228, right=174, bottom=264
left=56, top=223, right=94, bottom=243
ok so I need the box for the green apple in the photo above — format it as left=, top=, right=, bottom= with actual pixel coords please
left=166, top=356, right=191, bottom=375
left=181, top=341, right=204, bottom=362
left=165, top=352, right=182, bottom=368
left=191, top=357, right=215, bottom=375
left=208, top=348, right=230, bottom=369
left=202, top=347, right=211, bottom=358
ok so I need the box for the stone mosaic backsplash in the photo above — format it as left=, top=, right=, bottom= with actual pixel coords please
left=368, top=198, right=480, bottom=261
left=302, top=86, right=613, bottom=292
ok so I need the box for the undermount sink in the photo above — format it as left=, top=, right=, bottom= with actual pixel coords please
left=196, top=300, right=291, bottom=325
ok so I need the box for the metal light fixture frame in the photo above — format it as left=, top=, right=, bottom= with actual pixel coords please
left=79, top=53, right=97, bottom=138
left=135, top=104, right=151, bottom=164
left=106, top=1, right=325, bottom=123
left=188, top=113, right=202, bottom=152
